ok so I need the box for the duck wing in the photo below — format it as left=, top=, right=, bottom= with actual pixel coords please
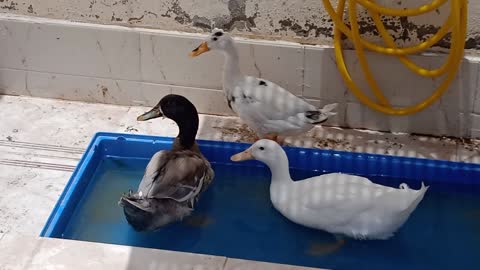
left=230, top=77, right=318, bottom=120
left=138, top=150, right=214, bottom=204
left=299, top=173, right=387, bottom=224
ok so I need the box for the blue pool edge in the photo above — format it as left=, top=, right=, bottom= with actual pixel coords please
left=40, top=131, right=480, bottom=237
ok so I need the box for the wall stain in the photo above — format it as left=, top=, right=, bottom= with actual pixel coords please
left=273, top=13, right=475, bottom=49
left=222, top=0, right=258, bottom=31
left=129, top=11, right=158, bottom=23
left=192, top=15, right=212, bottom=30
left=161, top=0, right=191, bottom=25
left=101, top=86, right=108, bottom=98
left=111, top=12, right=122, bottom=22
left=128, top=14, right=144, bottom=23
left=0, top=0, right=477, bottom=50
left=1, top=1, right=18, bottom=10
left=277, top=18, right=333, bottom=38
left=145, top=11, right=158, bottom=18
left=465, top=36, right=480, bottom=50
left=89, top=0, right=96, bottom=9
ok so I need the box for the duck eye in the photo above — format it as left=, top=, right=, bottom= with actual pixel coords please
left=259, top=147, right=265, bottom=150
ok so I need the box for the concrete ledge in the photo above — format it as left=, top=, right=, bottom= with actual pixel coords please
left=0, top=14, right=479, bottom=137
left=0, top=234, right=329, bottom=269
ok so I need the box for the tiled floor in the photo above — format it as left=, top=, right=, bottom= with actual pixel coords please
left=1, top=94, right=480, bottom=269
left=0, top=235, right=228, bottom=270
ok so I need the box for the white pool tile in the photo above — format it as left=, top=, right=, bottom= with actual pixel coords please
left=238, top=41, right=304, bottom=95
left=469, top=59, right=480, bottom=114
left=0, top=68, right=27, bottom=96
left=224, top=258, right=327, bottom=270
left=303, top=47, right=348, bottom=101
left=172, top=87, right=234, bottom=116
left=344, top=102, right=462, bottom=137
left=0, top=19, right=30, bottom=70
left=302, top=46, right=469, bottom=116
left=140, top=31, right=304, bottom=94
left=140, top=32, right=223, bottom=89
left=0, top=235, right=227, bottom=270
left=26, top=71, right=173, bottom=106
left=0, top=18, right=141, bottom=80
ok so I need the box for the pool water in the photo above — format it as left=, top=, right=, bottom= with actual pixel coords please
left=61, top=157, right=480, bottom=270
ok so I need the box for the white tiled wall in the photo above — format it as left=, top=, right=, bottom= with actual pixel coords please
left=0, top=68, right=27, bottom=96
left=0, top=14, right=479, bottom=138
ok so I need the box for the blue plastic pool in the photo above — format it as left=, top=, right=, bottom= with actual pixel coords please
left=41, top=132, right=480, bottom=270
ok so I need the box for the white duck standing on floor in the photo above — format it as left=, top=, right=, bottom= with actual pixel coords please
left=231, top=140, right=428, bottom=246
left=190, top=29, right=338, bottom=144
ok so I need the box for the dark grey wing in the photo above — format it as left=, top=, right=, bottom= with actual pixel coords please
left=137, top=150, right=168, bottom=193
left=137, top=150, right=214, bottom=204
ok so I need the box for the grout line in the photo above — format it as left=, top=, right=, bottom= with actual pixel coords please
left=0, top=67, right=225, bottom=92
left=454, top=142, right=461, bottom=162
left=301, top=45, right=306, bottom=98
left=0, top=67, right=333, bottom=102
left=221, top=257, right=228, bottom=270
left=474, top=64, right=480, bottom=113
left=0, top=159, right=76, bottom=172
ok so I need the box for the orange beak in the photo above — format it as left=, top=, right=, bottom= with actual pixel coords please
left=230, top=148, right=254, bottom=162
left=189, top=42, right=210, bottom=57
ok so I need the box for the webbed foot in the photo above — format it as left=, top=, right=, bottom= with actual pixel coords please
left=306, top=236, right=346, bottom=256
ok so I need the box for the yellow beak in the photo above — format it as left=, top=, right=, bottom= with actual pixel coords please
left=230, top=148, right=254, bottom=162
left=190, top=42, right=210, bottom=57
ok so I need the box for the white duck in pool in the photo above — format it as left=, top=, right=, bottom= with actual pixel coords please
left=231, top=139, right=428, bottom=243
left=190, top=29, right=337, bottom=144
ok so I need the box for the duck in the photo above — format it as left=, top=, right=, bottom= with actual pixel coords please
left=119, top=94, right=214, bottom=232
left=189, top=29, right=338, bottom=145
left=231, top=139, right=428, bottom=244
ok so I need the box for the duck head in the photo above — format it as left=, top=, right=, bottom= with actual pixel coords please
left=137, top=94, right=198, bottom=123
left=189, top=28, right=235, bottom=57
left=138, top=94, right=199, bottom=149
left=231, top=139, right=292, bottom=181
left=231, top=139, right=286, bottom=167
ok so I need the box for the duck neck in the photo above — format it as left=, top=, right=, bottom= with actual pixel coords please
left=265, top=151, right=292, bottom=184
left=173, top=115, right=199, bottom=151
left=222, top=45, right=242, bottom=92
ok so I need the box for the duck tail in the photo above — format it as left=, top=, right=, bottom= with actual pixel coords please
left=119, top=195, right=153, bottom=232
left=306, top=103, right=338, bottom=124
left=398, top=181, right=429, bottom=214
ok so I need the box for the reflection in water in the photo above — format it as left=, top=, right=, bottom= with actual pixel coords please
left=183, top=214, right=215, bottom=228
left=307, top=239, right=346, bottom=256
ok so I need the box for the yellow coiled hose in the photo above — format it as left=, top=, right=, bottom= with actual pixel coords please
left=321, top=0, right=468, bottom=115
